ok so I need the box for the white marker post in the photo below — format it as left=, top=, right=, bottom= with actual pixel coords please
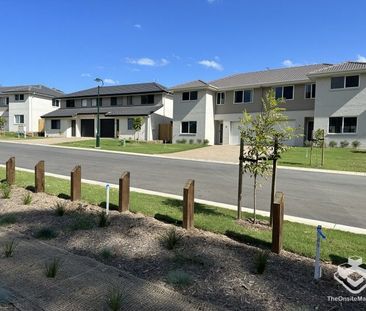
left=105, top=184, right=110, bottom=215
left=314, top=225, right=326, bottom=280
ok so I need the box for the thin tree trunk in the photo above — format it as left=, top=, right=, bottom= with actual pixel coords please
left=253, top=173, right=257, bottom=223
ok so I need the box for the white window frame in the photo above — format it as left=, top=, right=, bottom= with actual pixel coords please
left=14, top=94, right=25, bottom=102
left=328, top=116, right=358, bottom=134
left=14, top=114, right=24, bottom=124
left=233, top=89, right=253, bottom=104
left=304, top=83, right=316, bottom=99
left=81, top=99, right=88, bottom=107
left=180, top=121, right=197, bottom=134
left=182, top=91, right=198, bottom=101
left=91, top=98, right=97, bottom=107
left=216, top=92, right=225, bottom=105
left=52, top=99, right=60, bottom=107
left=330, top=75, right=360, bottom=90
left=275, top=85, right=294, bottom=101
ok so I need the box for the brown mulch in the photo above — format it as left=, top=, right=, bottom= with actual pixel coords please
left=0, top=187, right=362, bottom=310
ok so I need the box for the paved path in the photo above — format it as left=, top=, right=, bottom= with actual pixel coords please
left=0, top=142, right=365, bottom=229
left=0, top=229, right=217, bottom=311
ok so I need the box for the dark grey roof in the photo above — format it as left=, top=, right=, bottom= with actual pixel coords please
left=0, top=85, right=63, bottom=98
left=171, top=80, right=216, bottom=90
left=59, top=82, right=169, bottom=99
left=209, top=64, right=332, bottom=89
left=308, top=61, right=366, bottom=76
left=42, top=104, right=163, bottom=118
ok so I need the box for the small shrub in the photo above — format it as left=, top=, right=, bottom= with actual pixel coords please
left=166, top=270, right=193, bottom=287
left=159, top=227, right=182, bottom=250
left=255, top=250, right=269, bottom=274
left=180, top=139, right=187, bottom=144
left=203, top=139, right=209, bottom=145
left=328, top=140, right=337, bottom=148
left=0, top=214, right=17, bottom=226
left=70, top=214, right=95, bottom=231
left=196, top=139, right=202, bottom=144
left=3, top=240, right=17, bottom=257
left=188, top=139, right=194, bottom=144
left=340, top=140, right=349, bottom=148
left=101, top=247, right=114, bottom=260
left=1, top=183, right=11, bottom=199
left=54, top=201, right=66, bottom=216
left=352, top=140, right=361, bottom=149
left=45, top=258, right=61, bottom=278
left=304, top=140, right=312, bottom=147
left=106, top=288, right=123, bottom=311
left=98, top=211, right=110, bottom=228
left=34, top=227, right=58, bottom=239
left=22, top=192, right=32, bottom=205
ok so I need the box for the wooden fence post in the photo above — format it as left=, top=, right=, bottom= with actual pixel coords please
left=34, top=161, right=45, bottom=193
left=118, top=171, right=130, bottom=212
left=6, top=157, right=15, bottom=185
left=271, top=192, right=285, bottom=254
left=183, top=179, right=195, bottom=230
left=71, top=165, right=81, bottom=201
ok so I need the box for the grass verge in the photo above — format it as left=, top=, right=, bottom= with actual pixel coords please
left=0, top=167, right=365, bottom=264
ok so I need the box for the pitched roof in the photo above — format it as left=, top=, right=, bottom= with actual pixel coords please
left=209, top=64, right=332, bottom=89
left=59, top=82, right=169, bottom=98
left=0, top=85, right=63, bottom=98
left=42, top=104, right=163, bottom=118
left=308, top=61, right=366, bottom=76
left=170, top=80, right=216, bottom=90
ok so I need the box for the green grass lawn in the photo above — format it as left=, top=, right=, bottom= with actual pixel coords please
left=0, top=132, right=43, bottom=140
left=58, top=139, right=206, bottom=154
left=0, top=167, right=364, bottom=264
left=279, top=147, right=366, bottom=172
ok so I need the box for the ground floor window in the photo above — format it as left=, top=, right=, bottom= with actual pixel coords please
left=14, top=114, right=24, bottom=124
left=51, top=119, right=61, bottom=130
left=127, top=118, right=134, bottom=130
left=181, top=121, right=197, bottom=134
left=329, top=117, right=357, bottom=134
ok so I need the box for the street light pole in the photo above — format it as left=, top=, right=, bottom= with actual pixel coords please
left=94, top=78, right=104, bottom=148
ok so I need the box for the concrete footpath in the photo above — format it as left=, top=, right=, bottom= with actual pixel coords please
left=0, top=229, right=218, bottom=311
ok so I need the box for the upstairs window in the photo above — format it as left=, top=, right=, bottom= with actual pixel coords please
left=216, top=92, right=225, bottom=105
left=0, top=97, right=9, bottom=106
left=66, top=99, right=75, bottom=108
left=127, top=96, right=133, bottom=106
left=331, top=75, right=359, bottom=89
left=81, top=99, right=88, bottom=107
left=275, top=86, right=294, bottom=100
left=234, top=90, right=253, bottom=103
left=52, top=99, right=60, bottom=107
left=182, top=91, right=198, bottom=101
left=91, top=99, right=97, bottom=107
left=141, top=95, right=154, bottom=105
left=305, top=84, right=316, bottom=99
left=329, top=117, right=357, bottom=133
left=111, top=97, right=117, bottom=106
left=15, top=94, right=25, bottom=101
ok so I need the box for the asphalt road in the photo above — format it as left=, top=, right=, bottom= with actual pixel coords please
left=0, top=142, right=365, bottom=228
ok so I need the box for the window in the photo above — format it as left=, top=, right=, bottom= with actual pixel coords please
left=14, top=94, right=24, bottom=101
left=329, top=117, right=357, bottom=134
left=14, top=114, right=24, bottom=124
left=331, top=75, right=359, bottom=89
left=141, top=95, right=154, bottom=105
left=127, top=96, right=133, bottom=106
left=66, top=99, right=75, bottom=108
left=216, top=92, right=225, bottom=105
left=182, top=91, right=198, bottom=101
left=181, top=121, right=197, bottom=134
left=127, top=118, right=134, bottom=130
left=0, top=97, right=9, bottom=106
left=305, top=84, right=316, bottom=99
left=275, top=86, right=294, bottom=100
left=51, top=119, right=61, bottom=130
left=91, top=99, right=97, bottom=107
left=81, top=99, right=88, bottom=107
left=234, top=90, right=253, bottom=103
left=98, top=98, right=103, bottom=106
left=111, top=97, right=117, bottom=106
left=52, top=99, right=60, bottom=107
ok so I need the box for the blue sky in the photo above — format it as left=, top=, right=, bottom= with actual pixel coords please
left=1, top=0, right=366, bottom=93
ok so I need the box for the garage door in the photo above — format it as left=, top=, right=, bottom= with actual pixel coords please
left=100, top=119, right=115, bottom=138
left=230, top=122, right=241, bottom=145
left=81, top=119, right=95, bottom=137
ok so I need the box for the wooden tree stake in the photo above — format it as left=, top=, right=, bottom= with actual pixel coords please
left=35, top=160, right=45, bottom=193
left=6, top=157, right=15, bottom=185
left=183, top=179, right=195, bottom=230
left=71, top=165, right=81, bottom=201
left=119, top=171, right=130, bottom=212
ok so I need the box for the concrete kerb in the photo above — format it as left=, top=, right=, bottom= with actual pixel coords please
left=0, top=163, right=365, bottom=235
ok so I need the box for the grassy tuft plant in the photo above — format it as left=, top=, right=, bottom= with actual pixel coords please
left=101, top=247, right=114, bottom=260
left=34, top=227, right=58, bottom=239
left=3, top=240, right=17, bottom=257
left=45, top=258, right=61, bottom=278
left=106, top=288, right=123, bottom=311
left=70, top=214, right=95, bottom=231
left=352, top=140, right=361, bottom=149
left=0, top=214, right=17, bottom=226
left=159, top=227, right=182, bottom=250
left=1, top=182, right=11, bottom=199
left=254, top=250, right=269, bottom=274
left=22, top=192, right=32, bottom=205
left=54, top=201, right=67, bottom=216
left=340, top=140, right=349, bottom=148
left=166, top=270, right=193, bottom=287
left=98, top=211, right=110, bottom=228
left=328, top=140, right=337, bottom=148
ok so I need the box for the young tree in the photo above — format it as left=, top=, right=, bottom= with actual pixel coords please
left=132, top=117, right=144, bottom=141
left=239, top=90, right=294, bottom=223
left=0, top=116, right=6, bottom=135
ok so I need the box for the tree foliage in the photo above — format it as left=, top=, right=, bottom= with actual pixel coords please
left=132, top=116, right=144, bottom=140
left=0, top=116, right=6, bottom=130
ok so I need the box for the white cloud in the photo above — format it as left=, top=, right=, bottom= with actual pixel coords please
left=81, top=73, right=92, bottom=77
left=198, top=59, right=223, bottom=71
left=104, top=78, right=119, bottom=85
left=282, top=59, right=302, bottom=67
left=125, top=57, right=169, bottom=67
left=134, top=24, right=142, bottom=29
left=357, top=54, right=366, bottom=62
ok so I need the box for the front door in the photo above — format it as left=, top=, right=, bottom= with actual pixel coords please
left=306, top=119, right=314, bottom=141
left=81, top=119, right=95, bottom=137
left=71, top=120, right=76, bottom=137
left=219, top=123, right=223, bottom=144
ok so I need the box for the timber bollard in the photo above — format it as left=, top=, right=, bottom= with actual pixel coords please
left=6, top=157, right=15, bottom=185
left=34, top=161, right=45, bottom=193
left=183, top=179, right=195, bottom=230
left=118, top=171, right=130, bottom=212
left=71, top=165, right=81, bottom=201
left=271, top=192, right=285, bottom=254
